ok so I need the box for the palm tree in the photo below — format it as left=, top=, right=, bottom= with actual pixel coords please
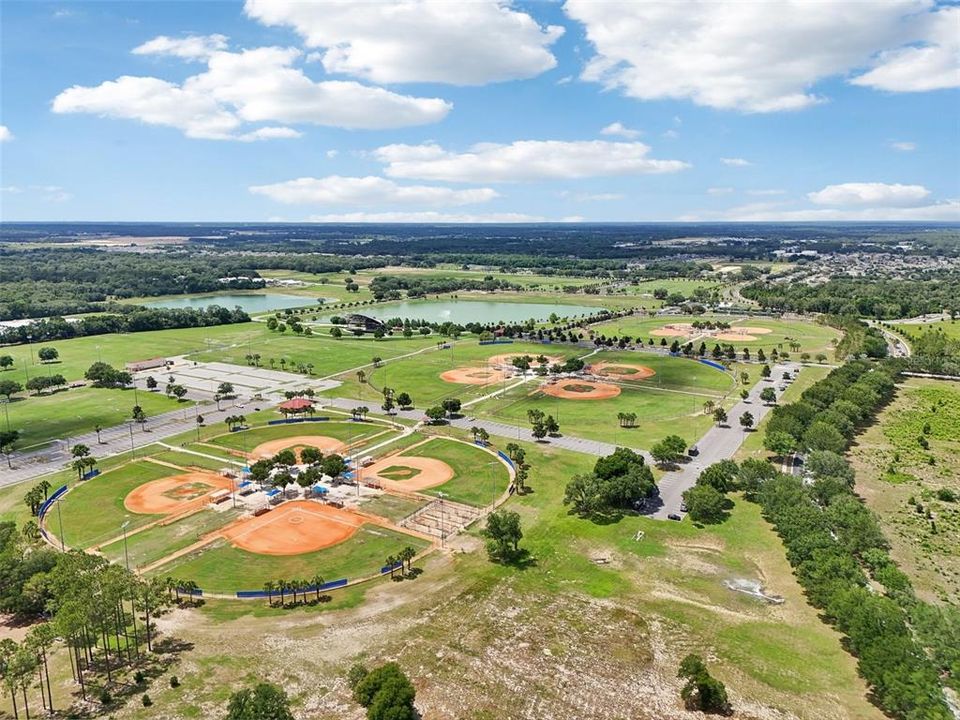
left=385, top=555, right=398, bottom=579
left=357, top=369, right=366, bottom=384
left=311, top=574, right=324, bottom=601
left=276, top=578, right=286, bottom=606
left=263, top=581, right=275, bottom=607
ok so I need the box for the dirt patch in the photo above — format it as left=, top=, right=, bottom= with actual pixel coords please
left=715, top=332, right=758, bottom=342
left=591, top=362, right=657, bottom=380
left=365, top=456, right=454, bottom=492
left=250, top=435, right=347, bottom=460
left=125, top=472, right=234, bottom=515
left=220, top=500, right=363, bottom=556
left=440, top=367, right=510, bottom=385
left=649, top=323, right=694, bottom=337
left=542, top=380, right=621, bottom=400
left=487, top=353, right=563, bottom=367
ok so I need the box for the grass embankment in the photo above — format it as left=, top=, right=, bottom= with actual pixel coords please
left=849, top=377, right=960, bottom=604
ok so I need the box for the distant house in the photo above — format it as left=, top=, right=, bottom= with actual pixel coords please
left=125, top=357, right=168, bottom=372
left=345, top=313, right=387, bottom=332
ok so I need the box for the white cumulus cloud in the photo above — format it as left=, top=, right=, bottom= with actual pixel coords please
left=0, top=125, right=12, bottom=142
left=600, top=122, right=641, bottom=139
left=807, top=182, right=931, bottom=207
left=374, top=140, right=689, bottom=182
left=689, top=200, right=960, bottom=222
left=52, top=46, right=451, bottom=139
left=132, top=34, right=229, bottom=60
left=851, top=6, right=960, bottom=92
left=565, top=0, right=955, bottom=112
left=721, top=157, right=752, bottom=167
left=244, top=0, right=563, bottom=85
left=249, top=176, right=498, bottom=206
left=889, top=140, right=917, bottom=152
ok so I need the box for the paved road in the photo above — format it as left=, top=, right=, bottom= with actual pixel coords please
left=651, top=362, right=800, bottom=519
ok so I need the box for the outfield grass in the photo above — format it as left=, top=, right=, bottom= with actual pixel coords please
left=402, top=438, right=510, bottom=507
left=331, top=338, right=584, bottom=408
left=473, top=351, right=737, bottom=449
left=99, top=506, right=244, bottom=570
left=56, top=460, right=178, bottom=548
left=152, top=525, right=430, bottom=594
left=591, top=314, right=841, bottom=355
left=205, top=420, right=394, bottom=455
left=4, top=385, right=181, bottom=450
left=357, top=494, right=427, bottom=522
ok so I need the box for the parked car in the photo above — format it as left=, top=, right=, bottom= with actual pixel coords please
left=688, top=445, right=699, bottom=456
left=667, top=513, right=683, bottom=521
left=680, top=502, right=688, bottom=512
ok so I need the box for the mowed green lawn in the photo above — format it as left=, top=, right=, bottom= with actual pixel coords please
left=152, top=525, right=430, bottom=594
left=3, top=385, right=181, bottom=450
left=474, top=352, right=737, bottom=449
left=56, top=460, right=178, bottom=549
left=591, top=314, right=841, bottom=355
left=99, top=506, right=244, bottom=570
left=206, top=420, right=394, bottom=455
left=893, top=319, right=960, bottom=342
left=401, top=438, right=510, bottom=507
left=332, top=339, right=585, bottom=408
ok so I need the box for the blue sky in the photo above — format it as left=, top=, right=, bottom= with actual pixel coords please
left=1, top=0, right=958, bottom=222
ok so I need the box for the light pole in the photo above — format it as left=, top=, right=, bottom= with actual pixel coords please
left=55, top=498, right=65, bottom=551
left=127, top=421, right=136, bottom=458
left=121, top=520, right=131, bottom=570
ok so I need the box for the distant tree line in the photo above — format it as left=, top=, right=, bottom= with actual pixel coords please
left=741, top=277, right=960, bottom=319
left=0, top=305, right=250, bottom=346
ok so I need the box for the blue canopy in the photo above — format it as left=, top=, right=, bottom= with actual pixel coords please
left=265, top=488, right=280, bottom=497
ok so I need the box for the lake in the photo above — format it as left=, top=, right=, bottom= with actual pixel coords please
left=142, top=293, right=319, bottom=313
left=328, top=299, right=605, bottom=325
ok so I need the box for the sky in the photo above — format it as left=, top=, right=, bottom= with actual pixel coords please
left=0, top=0, right=958, bottom=223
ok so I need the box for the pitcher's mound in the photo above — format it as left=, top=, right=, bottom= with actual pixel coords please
left=543, top=380, right=621, bottom=400
left=250, top=435, right=346, bottom=460
left=125, top=472, right=234, bottom=515
left=591, top=362, right=657, bottom=380
left=441, top=367, right=509, bottom=385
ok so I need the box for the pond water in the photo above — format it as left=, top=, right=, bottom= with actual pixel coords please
left=327, top=299, right=605, bottom=325
left=142, top=293, right=321, bottom=313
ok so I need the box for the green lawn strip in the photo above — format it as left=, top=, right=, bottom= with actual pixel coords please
left=57, top=460, right=178, bottom=548
left=151, top=525, right=430, bottom=594
left=893, top=319, right=960, bottom=342
left=99, top=507, right=244, bottom=570
left=357, top=494, right=428, bottom=523
left=735, top=364, right=832, bottom=461
left=149, top=449, right=235, bottom=472
left=205, top=421, right=391, bottom=454
left=5, top=385, right=181, bottom=450
left=403, top=438, right=509, bottom=507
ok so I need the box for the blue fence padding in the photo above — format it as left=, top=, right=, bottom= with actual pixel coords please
left=380, top=562, right=403, bottom=574
left=479, top=339, right=514, bottom=345
left=236, top=590, right=269, bottom=599
left=697, top=358, right=729, bottom=372
left=236, top=577, right=350, bottom=598
left=496, top=451, right=515, bottom=470
left=267, top=416, right=331, bottom=425
left=320, top=578, right=348, bottom=591
left=37, top=485, right=68, bottom=521
left=179, top=588, right=203, bottom=597
left=81, top=469, right=100, bottom=481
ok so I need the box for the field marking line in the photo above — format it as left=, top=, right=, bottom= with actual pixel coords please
left=141, top=457, right=190, bottom=471
left=156, top=441, right=246, bottom=466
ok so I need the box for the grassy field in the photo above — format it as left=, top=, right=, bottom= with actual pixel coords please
left=401, top=437, right=510, bottom=507
left=893, top=318, right=960, bottom=342
left=591, top=314, right=841, bottom=355
left=3, top=384, right=181, bottom=450
left=205, top=420, right=394, bottom=455
left=849, top=377, right=960, bottom=605
left=99, top=505, right=244, bottom=570
left=331, top=338, right=584, bottom=408
left=473, top=351, right=738, bottom=449
left=356, top=493, right=427, bottom=522
left=56, top=460, right=178, bottom=548
left=152, top=525, right=431, bottom=594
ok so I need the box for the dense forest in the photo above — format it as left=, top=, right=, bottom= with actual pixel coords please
left=742, top=277, right=960, bottom=319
